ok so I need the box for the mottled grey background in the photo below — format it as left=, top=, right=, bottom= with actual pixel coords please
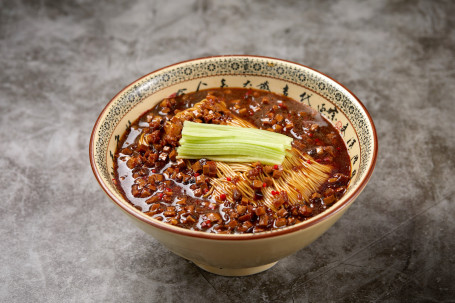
left=1, top=0, right=454, bottom=302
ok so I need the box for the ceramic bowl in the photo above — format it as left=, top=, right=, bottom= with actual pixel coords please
left=89, top=55, right=377, bottom=276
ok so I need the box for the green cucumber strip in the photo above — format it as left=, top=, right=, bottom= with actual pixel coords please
left=179, top=139, right=286, bottom=152
left=177, top=145, right=284, bottom=158
left=176, top=155, right=285, bottom=165
left=183, top=121, right=292, bottom=143
left=181, top=136, right=291, bottom=151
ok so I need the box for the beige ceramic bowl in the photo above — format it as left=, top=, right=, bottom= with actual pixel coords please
left=90, top=55, right=377, bottom=276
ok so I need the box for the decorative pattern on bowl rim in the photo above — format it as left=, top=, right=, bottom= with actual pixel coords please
left=90, top=55, right=378, bottom=239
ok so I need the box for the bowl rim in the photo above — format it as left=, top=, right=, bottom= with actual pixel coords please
left=89, top=55, right=378, bottom=241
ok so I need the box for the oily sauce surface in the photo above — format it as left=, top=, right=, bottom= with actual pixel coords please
left=114, top=88, right=351, bottom=234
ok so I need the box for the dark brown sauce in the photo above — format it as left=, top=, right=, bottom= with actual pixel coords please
left=114, top=88, right=351, bottom=234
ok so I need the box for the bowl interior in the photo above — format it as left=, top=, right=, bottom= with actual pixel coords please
left=91, top=56, right=376, bottom=236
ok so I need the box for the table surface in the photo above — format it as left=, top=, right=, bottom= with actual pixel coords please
left=1, top=0, right=454, bottom=302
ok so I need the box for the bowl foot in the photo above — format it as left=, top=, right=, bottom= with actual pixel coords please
left=194, top=261, right=278, bottom=276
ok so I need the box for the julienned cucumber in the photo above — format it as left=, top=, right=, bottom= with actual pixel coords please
left=176, top=121, right=293, bottom=165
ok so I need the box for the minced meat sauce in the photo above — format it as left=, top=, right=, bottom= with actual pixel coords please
left=113, top=88, right=351, bottom=234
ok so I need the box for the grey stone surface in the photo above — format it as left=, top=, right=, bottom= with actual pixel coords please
left=1, top=0, right=454, bottom=302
